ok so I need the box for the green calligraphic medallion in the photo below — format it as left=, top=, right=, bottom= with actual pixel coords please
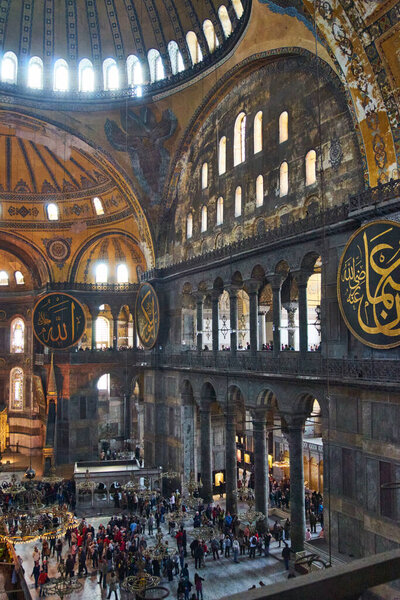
left=337, top=220, right=400, bottom=349
left=135, top=283, right=160, bottom=349
left=32, top=293, right=86, bottom=350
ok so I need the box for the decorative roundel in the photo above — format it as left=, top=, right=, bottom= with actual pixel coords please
left=135, top=283, right=160, bottom=350
left=46, top=239, right=71, bottom=262
left=337, top=219, right=400, bottom=349
left=33, top=292, right=86, bottom=350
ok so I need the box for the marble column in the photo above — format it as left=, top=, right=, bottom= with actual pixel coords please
left=228, top=287, right=239, bottom=357
left=253, top=411, right=268, bottom=516
left=225, top=407, right=237, bottom=514
left=182, top=402, right=195, bottom=482
left=294, top=270, right=311, bottom=355
left=287, top=416, right=307, bottom=552
left=269, top=274, right=284, bottom=357
left=196, top=293, right=204, bottom=354
left=246, top=280, right=260, bottom=358
left=90, top=308, right=99, bottom=350
left=124, top=393, right=131, bottom=440
left=212, top=291, right=220, bottom=356
left=283, top=302, right=297, bottom=349
left=200, top=405, right=213, bottom=503
left=112, top=311, right=119, bottom=350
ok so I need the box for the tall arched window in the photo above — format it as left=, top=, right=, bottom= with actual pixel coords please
left=232, top=0, right=244, bottom=18
left=186, top=31, right=202, bottom=65
left=117, top=264, right=128, bottom=284
left=168, top=41, right=184, bottom=75
left=217, top=197, right=224, bottom=225
left=10, top=367, right=23, bottom=410
left=97, top=373, right=110, bottom=391
left=186, top=213, right=193, bottom=239
left=47, top=203, right=59, bottom=221
left=127, top=55, right=143, bottom=96
left=279, top=111, right=288, bottom=143
left=280, top=161, right=289, bottom=196
left=254, top=111, right=263, bottom=154
left=235, top=186, right=242, bottom=217
left=27, top=56, right=43, bottom=89
left=53, top=59, right=69, bottom=91
left=79, top=58, right=94, bottom=92
left=201, top=162, right=208, bottom=189
left=305, top=149, right=317, bottom=185
left=10, top=318, right=24, bottom=353
left=14, top=271, right=24, bottom=285
left=219, top=136, right=226, bottom=175
left=256, top=174, right=264, bottom=207
left=1, top=51, right=18, bottom=84
left=148, top=49, right=165, bottom=82
left=103, top=58, right=119, bottom=90
left=203, top=20, right=217, bottom=52
left=234, top=112, right=246, bottom=166
left=93, top=197, right=104, bottom=216
left=95, top=263, right=108, bottom=284
left=0, top=271, right=8, bottom=285
left=201, top=205, right=208, bottom=233
left=218, top=6, right=232, bottom=37
left=96, top=317, right=110, bottom=349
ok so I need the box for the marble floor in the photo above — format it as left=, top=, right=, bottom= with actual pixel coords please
left=16, top=513, right=290, bottom=600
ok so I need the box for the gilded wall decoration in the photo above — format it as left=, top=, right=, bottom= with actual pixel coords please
left=33, top=292, right=86, bottom=350
left=42, top=238, right=71, bottom=265
left=135, top=283, right=160, bottom=350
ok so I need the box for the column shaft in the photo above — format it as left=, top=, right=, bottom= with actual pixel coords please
left=200, top=408, right=213, bottom=503
left=298, top=283, right=308, bottom=354
left=196, top=297, right=203, bottom=354
left=113, top=316, right=119, bottom=350
left=272, top=285, right=281, bottom=357
left=90, top=311, right=99, bottom=350
left=288, top=425, right=306, bottom=552
left=229, top=290, right=238, bottom=357
left=212, top=295, right=219, bottom=356
left=249, top=291, right=259, bottom=357
left=253, top=418, right=268, bottom=515
left=225, top=409, right=237, bottom=514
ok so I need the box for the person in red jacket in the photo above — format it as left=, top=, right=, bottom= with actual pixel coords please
left=38, top=569, right=49, bottom=597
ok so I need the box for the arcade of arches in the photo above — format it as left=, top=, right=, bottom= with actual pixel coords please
left=0, top=0, right=399, bottom=597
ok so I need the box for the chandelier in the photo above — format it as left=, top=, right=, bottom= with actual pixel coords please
left=189, top=524, right=217, bottom=541
left=144, top=530, right=169, bottom=562
left=76, top=469, right=95, bottom=495
left=0, top=505, right=77, bottom=545
left=236, top=487, right=265, bottom=526
left=44, top=559, right=83, bottom=599
left=122, top=558, right=160, bottom=594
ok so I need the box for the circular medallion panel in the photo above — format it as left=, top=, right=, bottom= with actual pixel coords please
left=135, top=283, right=160, bottom=350
left=337, top=220, right=400, bottom=349
left=46, top=239, right=71, bottom=262
left=33, top=293, right=86, bottom=350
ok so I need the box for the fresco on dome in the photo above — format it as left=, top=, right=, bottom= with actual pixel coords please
left=105, top=107, right=177, bottom=205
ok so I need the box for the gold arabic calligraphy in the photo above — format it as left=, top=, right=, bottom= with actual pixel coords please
left=33, top=293, right=85, bottom=349
left=340, top=224, right=400, bottom=339
left=136, top=284, right=159, bottom=349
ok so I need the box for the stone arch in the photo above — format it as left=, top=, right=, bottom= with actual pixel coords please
left=301, top=251, right=321, bottom=274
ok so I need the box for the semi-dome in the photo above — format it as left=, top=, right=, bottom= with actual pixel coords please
left=0, top=0, right=248, bottom=105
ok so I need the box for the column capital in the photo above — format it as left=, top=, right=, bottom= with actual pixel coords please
left=88, top=305, right=100, bottom=317
left=225, top=284, right=241, bottom=298
left=250, top=407, right=268, bottom=423
left=244, top=279, right=261, bottom=295
left=267, top=273, right=285, bottom=290
left=282, top=412, right=308, bottom=430
left=292, top=269, right=313, bottom=288
left=194, top=291, right=206, bottom=303
left=210, top=288, right=222, bottom=301
left=282, top=301, right=298, bottom=313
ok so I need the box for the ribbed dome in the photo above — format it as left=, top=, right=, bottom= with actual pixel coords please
left=0, top=0, right=248, bottom=102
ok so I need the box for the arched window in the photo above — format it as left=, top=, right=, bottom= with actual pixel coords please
left=232, top=0, right=244, bottom=18
left=186, top=31, right=202, bottom=65
left=219, top=136, right=227, bottom=175
left=117, top=264, right=128, bottom=284
left=203, top=20, right=217, bottom=52
left=103, top=58, right=119, bottom=90
left=47, top=203, right=59, bottom=221
left=234, top=112, right=246, bottom=166
left=1, top=51, right=18, bottom=84
left=97, top=373, right=110, bottom=391
left=186, top=213, right=193, bottom=239
left=256, top=174, right=264, bottom=207
left=10, top=318, right=24, bottom=353
left=168, top=41, right=184, bottom=75
left=93, top=197, right=104, bottom=216
left=235, top=186, right=242, bottom=217
left=218, top=6, right=232, bottom=37
left=254, top=111, right=263, bottom=154
left=95, top=263, right=108, bottom=284
left=280, top=161, right=289, bottom=196
left=148, top=49, right=165, bottom=83
left=0, top=271, right=8, bottom=285
left=27, top=56, right=43, bottom=89
left=127, top=54, right=143, bottom=96
left=79, top=58, right=94, bottom=92
left=279, top=111, right=288, bottom=143
left=14, top=271, right=24, bottom=285
left=96, top=317, right=110, bottom=349
left=10, top=367, right=23, bottom=410
left=306, top=149, right=317, bottom=185
left=53, top=59, right=69, bottom=91
left=216, top=197, right=224, bottom=225
left=201, top=205, right=208, bottom=233
left=201, top=162, right=208, bottom=189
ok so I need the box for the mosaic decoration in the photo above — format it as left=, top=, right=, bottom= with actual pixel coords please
left=33, top=292, right=86, bottom=350
left=337, top=220, right=400, bottom=349
left=135, top=283, right=160, bottom=349
left=43, top=238, right=71, bottom=263
left=8, top=206, right=39, bottom=218
left=329, top=137, right=344, bottom=170
left=105, top=107, right=177, bottom=204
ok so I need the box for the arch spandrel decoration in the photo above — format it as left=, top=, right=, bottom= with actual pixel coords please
left=135, top=283, right=160, bottom=350
left=337, top=219, right=400, bottom=349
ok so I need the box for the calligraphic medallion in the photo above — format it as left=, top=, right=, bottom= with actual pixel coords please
left=135, top=283, right=160, bottom=349
left=32, top=292, right=86, bottom=350
left=337, top=220, right=400, bottom=349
